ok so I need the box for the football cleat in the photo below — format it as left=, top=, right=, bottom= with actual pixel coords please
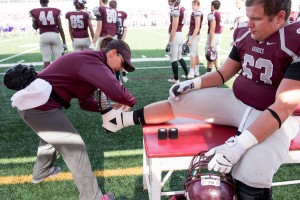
left=168, top=79, right=180, bottom=84
left=101, top=108, right=124, bottom=133
left=32, top=166, right=62, bottom=184
left=102, top=193, right=115, bottom=200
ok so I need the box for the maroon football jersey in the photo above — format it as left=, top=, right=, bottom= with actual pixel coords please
left=94, top=6, right=117, bottom=37
left=232, top=22, right=300, bottom=110
left=36, top=51, right=136, bottom=111
left=207, top=11, right=223, bottom=34
left=65, top=10, right=92, bottom=38
left=29, top=7, right=61, bottom=34
left=188, top=10, right=203, bottom=36
left=168, top=6, right=187, bottom=33
left=117, top=10, right=127, bottom=35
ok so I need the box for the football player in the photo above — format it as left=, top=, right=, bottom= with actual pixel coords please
left=29, top=0, right=67, bottom=68
left=205, top=0, right=223, bottom=72
left=65, top=0, right=94, bottom=52
left=184, top=0, right=203, bottom=79
left=90, top=0, right=117, bottom=50
left=109, top=0, right=129, bottom=83
left=101, top=0, right=300, bottom=199
left=166, top=0, right=189, bottom=83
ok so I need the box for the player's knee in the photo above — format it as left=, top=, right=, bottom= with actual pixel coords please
left=235, top=179, right=272, bottom=200
left=233, top=146, right=276, bottom=188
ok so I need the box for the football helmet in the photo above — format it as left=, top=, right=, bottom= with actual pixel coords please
left=184, top=151, right=236, bottom=200
left=205, top=48, right=217, bottom=62
left=73, top=0, right=87, bottom=9
left=182, top=43, right=190, bottom=55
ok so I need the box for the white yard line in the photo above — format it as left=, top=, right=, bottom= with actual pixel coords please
left=0, top=55, right=229, bottom=69
left=0, top=47, right=39, bottom=63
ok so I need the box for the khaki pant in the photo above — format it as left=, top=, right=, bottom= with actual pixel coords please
left=18, top=108, right=102, bottom=200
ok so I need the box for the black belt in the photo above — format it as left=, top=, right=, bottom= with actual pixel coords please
left=50, top=91, right=70, bottom=109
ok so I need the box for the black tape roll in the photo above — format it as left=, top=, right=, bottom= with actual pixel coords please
left=158, top=128, right=167, bottom=140
left=169, top=128, right=178, bottom=139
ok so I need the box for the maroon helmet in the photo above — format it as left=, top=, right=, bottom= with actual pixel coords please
left=205, top=48, right=217, bottom=62
left=184, top=151, right=236, bottom=200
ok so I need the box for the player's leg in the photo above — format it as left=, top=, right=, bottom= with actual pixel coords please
left=168, top=36, right=180, bottom=83
left=51, top=32, right=63, bottom=60
left=40, top=33, right=52, bottom=68
left=175, top=32, right=188, bottom=78
left=232, top=109, right=299, bottom=199
left=188, top=35, right=200, bottom=79
left=18, top=108, right=103, bottom=200
left=102, top=88, right=249, bottom=132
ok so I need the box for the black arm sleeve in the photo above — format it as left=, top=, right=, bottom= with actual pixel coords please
left=284, top=62, right=300, bottom=81
left=228, top=45, right=241, bottom=63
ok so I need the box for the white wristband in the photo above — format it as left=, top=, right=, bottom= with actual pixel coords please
left=192, top=77, right=201, bottom=90
left=237, top=130, right=258, bottom=150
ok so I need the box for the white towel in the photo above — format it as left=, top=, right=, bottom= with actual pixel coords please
left=11, top=78, right=52, bottom=111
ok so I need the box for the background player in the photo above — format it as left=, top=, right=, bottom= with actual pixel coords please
left=65, top=0, right=94, bottom=52
left=90, top=0, right=117, bottom=50
left=184, top=0, right=203, bottom=79
left=166, top=0, right=189, bottom=84
left=109, top=0, right=129, bottom=83
left=29, top=0, right=67, bottom=68
left=101, top=0, right=300, bottom=199
left=205, top=0, right=223, bottom=72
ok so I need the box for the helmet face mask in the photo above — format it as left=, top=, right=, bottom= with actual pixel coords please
left=205, top=48, right=217, bottom=62
left=183, top=151, right=236, bottom=200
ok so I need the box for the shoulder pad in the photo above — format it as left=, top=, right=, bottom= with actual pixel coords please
left=92, top=6, right=100, bottom=16
left=170, top=7, right=180, bottom=17
left=233, top=26, right=249, bottom=43
left=280, top=22, right=300, bottom=61
left=193, top=10, right=202, bottom=17
left=207, top=13, right=215, bottom=21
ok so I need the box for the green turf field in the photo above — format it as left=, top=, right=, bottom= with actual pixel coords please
left=1, top=26, right=300, bottom=200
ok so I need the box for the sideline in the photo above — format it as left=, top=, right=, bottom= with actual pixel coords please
left=0, top=167, right=143, bottom=185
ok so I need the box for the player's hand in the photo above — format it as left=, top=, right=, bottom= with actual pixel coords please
left=205, top=130, right=258, bottom=173
left=111, top=103, right=130, bottom=111
left=169, top=77, right=201, bottom=101
left=165, top=43, right=171, bottom=52
left=89, top=43, right=96, bottom=51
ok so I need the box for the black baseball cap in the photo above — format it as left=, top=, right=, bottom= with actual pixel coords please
left=104, top=39, right=135, bottom=72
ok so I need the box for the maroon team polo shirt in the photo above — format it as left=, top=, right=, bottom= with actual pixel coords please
left=36, top=51, right=136, bottom=111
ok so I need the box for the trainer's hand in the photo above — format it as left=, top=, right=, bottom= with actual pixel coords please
left=205, top=130, right=258, bottom=173
left=169, top=77, right=201, bottom=101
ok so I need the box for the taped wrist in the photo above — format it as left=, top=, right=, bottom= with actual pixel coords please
left=237, top=130, right=258, bottom=150
left=192, top=77, right=201, bottom=90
